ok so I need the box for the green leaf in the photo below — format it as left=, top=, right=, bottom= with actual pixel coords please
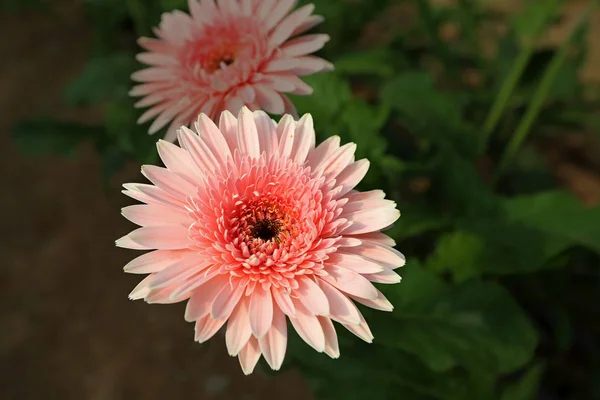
left=501, top=364, right=544, bottom=400
left=289, top=72, right=352, bottom=121
left=427, top=231, right=484, bottom=282
left=334, top=49, right=396, bottom=78
left=65, top=53, right=136, bottom=105
left=381, top=71, right=477, bottom=156
left=512, top=0, right=560, bottom=40
left=377, top=266, right=538, bottom=375
left=503, top=191, right=600, bottom=253
left=11, top=118, right=104, bottom=157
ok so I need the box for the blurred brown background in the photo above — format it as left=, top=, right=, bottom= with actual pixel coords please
left=1, top=0, right=599, bottom=399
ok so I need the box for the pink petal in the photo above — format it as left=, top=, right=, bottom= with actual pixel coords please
left=348, top=232, right=396, bottom=247
left=168, top=265, right=222, bottom=299
left=306, top=135, right=340, bottom=171
left=335, top=160, right=370, bottom=197
left=349, top=289, right=394, bottom=312
left=327, top=252, right=384, bottom=274
left=291, top=14, right=324, bottom=36
left=195, top=313, right=228, bottom=343
left=237, top=106, right=261, bottom=158
left=141, top=165, right=198, bottom=197
left=118, top=225, right=190, bottom=250
left=184, top=274, right=230, bottom=322
left=364, top=268, right=402, bottom=284
left=263, top=0, right=296, bottom=31
left=212, top=282, right=245, bottom=319
left=129, top=275, right=153, bottom=299
left=218, top=110, right=238, bottom=151
left=259, top=305, right=288, bottom=370
left=321, top=264, right=378, bottom=300
left=343, top=310, right=373, bottom=343
left=148, top=254, right=205, bottom=288
left=177, top=126, right=220, bottom=173
left=249, top=285, right=274, bottom=338
left=282, top=34, right=330, bottom=57
left=290, top=113, right=315, bottom=163
left=272, top=288, right=296, bottom=317
left=123, top=249, right=193, bottom=274
left=343, top=241, right=406, bottom=270
left=254, top=110, right=278, bottom=156
left=226, top=296, right=252, bottom=356
left=238, top=337, right=262, bottom=375
left=194, top=113, right=232, bottom=165
left=156, top=140, right=204, bottom=183
left=276, top=114, right=296, bottom=158
left=289, top=300, right=325, bottom=352
left=269, top=4, right=315, bottom=48
left=317, top=279, right=361, bottom=325
left=341, top=207, right=400, bottom=235
left=254, top=85, right=285, bottom=114
left=318, top=317, right=340, bottom=359
left=296, top=277, right=329, bottom=316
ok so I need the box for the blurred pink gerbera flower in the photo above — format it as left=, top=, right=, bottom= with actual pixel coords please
left=117, top=107, right=404, bottom=374
left=131, top=0, right=332, bottom=141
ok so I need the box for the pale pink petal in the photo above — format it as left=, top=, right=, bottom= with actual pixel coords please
left=343, top=310, right=373, bottom=343
left=119, top=225, right=190, bottom=250
left=321, top=264, right=378, bottom=300
left=342, top=241, right=406, bottom=270
left=306, top=135, right=340, bottom=170
left=341, top=207, right=401, bottom=235
left=195, top=314, right=228, bottom=343
left=194, top=113, right=233, bottom=165
left=237, top=107, right=261, bottom=158
left=282, top=34, right=330, bottom=57
left=335, top=160, right=370, bottom=197
left=212, top=282, right=245, bottom=319
left=318, top=317, right=340, bottom=359
left=226, top=296, right=252, bottom=356
left=123, top=249, right=193, bottom=274
left=296, top=276, right=329, bottom=316
left=177, top=126, right=220, bottom=172
left=259, top=305, right=287, bottom=370
left=364, top=268, right=402, bottom=284
left=291, top=14, right=323, bottom=36
left=271, top=288, right=296, bottom=317
left=184, top=274, right=230, bottom=322
left=317, top=279, right=361, bottom=325
left=149, top=255, right=206, bottom=289
left=122, top=183, right=185, bottom=209
left=254, top=110, right=278, bottom=156
left=249, top=285, right=274, bottom=338
left=238, top=337, right=262, bottom=375
left=156, top=140, right=204, bottom=182
left=254, top=85, right=285, bottom=114
left=276, top=114, right=296, bottom=158
left=289, top=300, right=325, bottom=352
left=290, top=113, right=314, bottom=163
left=327, top=252, right=384, bottom=274
left=264, top=0, right=296, bottom=30
left=269, top=4, right=315, bottom=48
left=141, top=165, right=198, bottom=197
left=218, top=110, right=238, bottom=151
left=350, top=290, right=394, bottom=312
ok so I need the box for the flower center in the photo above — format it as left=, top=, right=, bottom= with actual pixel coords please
left=204, top=49, right=236, bottom=73
left=250, top=218, right=282, bottom=241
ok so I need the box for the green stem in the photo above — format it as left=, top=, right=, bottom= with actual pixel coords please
left=480, top=45, right=534, bottom=153
left=495, top=2, right=596, bottom=178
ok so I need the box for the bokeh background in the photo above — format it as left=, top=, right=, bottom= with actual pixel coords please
left=2, top=0, right=600, bottom=399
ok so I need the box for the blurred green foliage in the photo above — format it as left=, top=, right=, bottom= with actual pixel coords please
left=7, top=0, right=600, bottom=398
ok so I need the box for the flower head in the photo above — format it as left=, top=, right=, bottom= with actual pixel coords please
left=117, top=107, right=404, bottom=374
left=131, top=0, right=332, bottom=140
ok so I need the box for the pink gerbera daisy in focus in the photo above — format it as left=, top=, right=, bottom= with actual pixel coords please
left=117, top=107, right=404, bottom=374
left=131, top=0, right=333, bottom=141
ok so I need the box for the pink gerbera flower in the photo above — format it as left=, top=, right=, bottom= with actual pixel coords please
left=131, top=0, right=332, bottom=141
left=117, top=107, right=404, bottom=374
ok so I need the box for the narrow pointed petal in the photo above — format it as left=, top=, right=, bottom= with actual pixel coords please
left=238, top=337, right=261, bottom=375
left=259, top=306, right=287, bottom=370
left=237, top=107, right=261, bottom=158
left=123, top=249, right=192, bottom=274
left=249, top=285, right=274, bottom=338
left=195, top=314, right=228, bottom=343
left=272, top=288, right=296, bottom=317
left=318, top=280, right=361, bottom=325
left=296, top=277, right=329, bottom=316
left=184, top=274, right=230, bottom=322
left=121, top=204, right=191, bottom=227
left=318, top=317, right=340, bottom=359
left=122, top=226, right=190, bottom=250
left=350, top=290, right=394, bottom=312
left=321, top=265, right=378, bottom=300
left=212, top=282, right=245, bottom=319
left=226, top=297, right=252, bottom=356
left=289, top=300, right=325, bottom=352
